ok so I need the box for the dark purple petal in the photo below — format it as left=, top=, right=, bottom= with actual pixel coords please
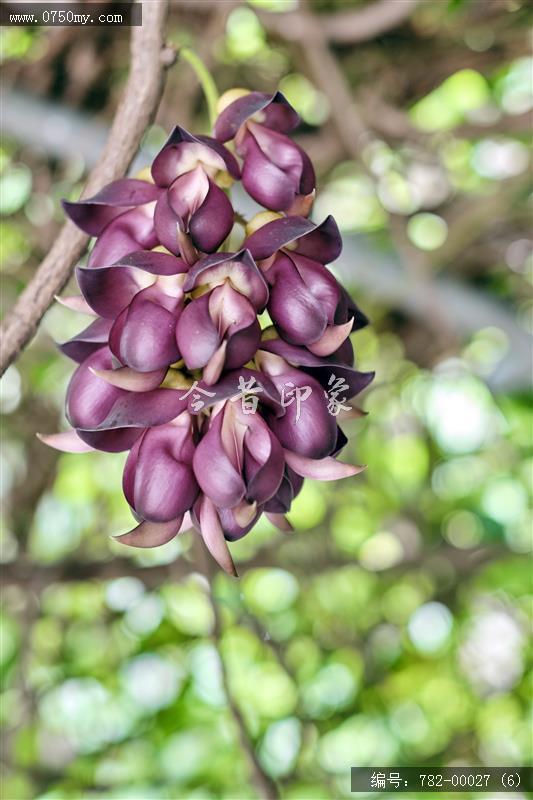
left=66, top=347, right=124, bottom=430
left=66, top=347, right=189, bottom=431
left=193, top=409, right=246, bottom=508
left=264, top=466, right=304, bottom=514
left=154, top=192, right=180, bottom=255
left=267, top=253, right=339, bottom=345
left=176, top=293, right=220, bottom=369
left=183, top=249, right=268, bottom=310
left=111, top=250, right=188, bottom=275
left=88, top=206, right=158, bottom=268
left=95, top=389, right=189, bottom=430
left=122, top=432, right=143, bottom=507
left=260, top=337, right=375, bottom=400
left=198, top=495, right=238, bottom=576
left=152, top=126, right=240, bottom=186
left=127, top=422, right=198, bottom=522
left=245, top=214, right=342, bottom=263
left=296, top=216, right=342, bottom=261
left=333, top=336, right=355, bottom=366
left=76, top=427, right=144, bottom=453
left=218, top=503, right=263, bottom=541
left=77, top=250, right=186, bottom=318
left=247, top=123, right=315, bottom=196
left=63, top=179, right=160, bottom=236
left=189, top=179, right=234, bottom=253
left=244, top=421, right=284, bottom=505
left=332, top=426, right=348, bottom=457
left=109, top=289, right=180, bottom=372
left=58, top=317, right=112, bottom=363
left=298, top=144, right=316, bottom=195
left=335, top=283, right=370, bottom=330
left=266, top=369, right=338, bottom=459
left=225, top=319, right=261, bottom=370
left=214, top=91, right=300, bottom=142
left=241, top=133, right=299, bottom=211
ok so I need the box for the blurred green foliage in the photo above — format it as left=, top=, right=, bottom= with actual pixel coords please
left=1, top=1, right=531, bottom=798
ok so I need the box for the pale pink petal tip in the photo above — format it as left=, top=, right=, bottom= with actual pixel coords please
left=284, top=449, right=366, bottom=481
left=36, top=430, right=95, bottom=453
left=113, top=517, right=182, bottom=548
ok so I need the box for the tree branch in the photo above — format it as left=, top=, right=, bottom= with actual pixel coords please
left=322, top=0, right=419, bottom=43
left=0, top=0, right=174, bottom=376
left=258, top=0, right=419, bottom=44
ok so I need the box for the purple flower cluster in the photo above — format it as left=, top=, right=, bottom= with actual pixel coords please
left=41, top=90, right=374, bottom=575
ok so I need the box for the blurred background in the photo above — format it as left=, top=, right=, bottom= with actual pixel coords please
left=1, top=0, right=531, bottom=798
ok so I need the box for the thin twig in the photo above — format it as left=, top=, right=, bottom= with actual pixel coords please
left=257, top=0, right=419, bottom=44
left=0, top=1, right=173, bottom=376
left=196, top=539, right=280, bottom=800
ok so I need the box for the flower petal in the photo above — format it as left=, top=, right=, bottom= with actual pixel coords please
left=183, top=249, right=268, bottom=310
left=260, top=338, right=375, bottom=400
left=88, top=205, right=158, bottom=268
left=90, top=365, right=166, bottom=392
left=284, top=450, right=366, bottom=481
left=36, top=430, right=95, bottom=453
left=245, top=214, right=342, bottom=263
left=176, top=293, right=220, bottom=370
left=113, top=517, right=182, bottom=548
left=152, top=126, right=239, bottom=185
left=241, top=134, right=298, bottom=211
left=130, top=423, right=198, bottom=522
left=189, top=179, right=234, bottom=253
left=76, top=427, right=144, bottom=452
left=109, top=291, right=180, bottom=372
left=63, top=179, right=160, bottom=236
left=78, top=250, right=185, bottom=318
left=266, top=370, right=338, bottom=459
left=55, top=294, right=96, bottom=315
left=214, top=91, right=299, bottom=142
left=58, top=317, right=112, bottom=363
left=198, top=496, right=238, bottom=576
left=266, top=512, right=293, bottom=532
left=193, top=409, right=245, bottom=508
left=307, top=318, right=354, bottom=357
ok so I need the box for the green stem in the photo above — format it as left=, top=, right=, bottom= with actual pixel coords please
left=180, top=47, right=219, bottom=129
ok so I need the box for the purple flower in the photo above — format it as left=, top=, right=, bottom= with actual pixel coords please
left=117, top=413, right=199, bottom=547
left=64, top=179, right=160, bottom=268
left=215, top=91, right=315, bottom=213
left=151, top=126, right=240, bottom=260
left=64, top=347, right=188, bottom=449
left=41, top=86, right=374, bottom=574
left=176, top=250, right=268, bottom=384
left=76, top=250, right=188, bottom=373
left=256, top=350, right=338, bottom=459
left=245, top=214, right=343, bottom=264
left=263, top=252, right=355, bottom=356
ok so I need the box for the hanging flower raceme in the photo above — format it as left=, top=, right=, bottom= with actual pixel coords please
left=40, top=88, right=374, bottom=575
